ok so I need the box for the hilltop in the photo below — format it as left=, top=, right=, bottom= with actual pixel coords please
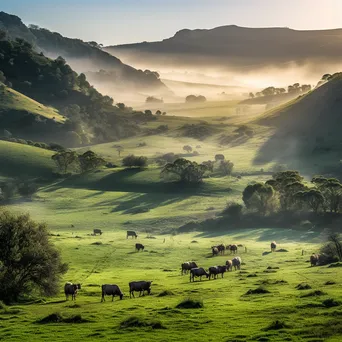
left=252, top=74, right=342, bottom=173
left=106, top=25, right=342, bottom=71
left=0, top=11, right=169, bottom=97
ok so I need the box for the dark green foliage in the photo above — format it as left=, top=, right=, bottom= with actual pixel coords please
left=161, top=158, right=208, bottom=183
left=156, top=152, right=179, bottom=166
left=0, top=181, right=16, bottom=201
left=295, top=189, right=324, bottom=213
left=0, top=211, right=68, bottom=303
left=51, top=150, right=78, bottom=173
left=176, top=298, right=203, bottom=309
left=78, top=150, right=105, bottom=173
left=120, top=316, right=166, bottom=329
left=217, top=159, right=234, bottom=176
left=320, top=233, right=342, bottom=262
left=122, top=155, right=148, bottom=168
left=242, top=183, right=276, bottom=215
left=221, top=202, right=243, bottom=219
left=180, top=123, right=215, bottom=140
left=17, top=181, right=38, bottom=198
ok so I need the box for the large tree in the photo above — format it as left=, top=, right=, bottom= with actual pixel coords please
left=78, top=150, right=105, bottom=172
left=0, top=211, right=68, bottom=303
left=52, top=151, right=78, bottom=173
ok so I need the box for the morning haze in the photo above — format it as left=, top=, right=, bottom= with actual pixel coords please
left=0, top=1, right=342, bottom=341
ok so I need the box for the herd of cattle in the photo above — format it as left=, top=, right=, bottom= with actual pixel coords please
left=64, top=238, right=321, bottom=302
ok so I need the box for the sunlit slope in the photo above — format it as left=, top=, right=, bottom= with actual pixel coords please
left=0, top=85, right=65, bottom=122
left=0, top=140, right=55, bottom=178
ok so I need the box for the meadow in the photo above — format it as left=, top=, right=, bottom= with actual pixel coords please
left=1, top=98, right=342, bottom=342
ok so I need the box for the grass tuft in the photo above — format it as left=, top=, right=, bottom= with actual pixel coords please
left=120, top=316, right=166, bottom=329
left=296, top=283, right=312, bottom=290
left=300, top=290, right=326, bottom=298
left=157, top=290, right=174, bottom=297
left=37, top=312, right=89, bottom=324
left=328, top=262, right=342, bottom=268
left=176, top=298, right=203, bottom=309
left=263, top=320, right=289, bottom=331
left=325, top=281, right=336, bottom=285
left=322, top=298, right=340, bottom=308
left=245, top=286, right=270, bottom=295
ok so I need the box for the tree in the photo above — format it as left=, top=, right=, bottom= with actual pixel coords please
left=116, top=103, right=126, bottom=110
left=301, top=84, right=311, bottom=93
left=78, top=151, right=105, bottom=172
left=116, top=146, right=124, bottom=157
left=295, top=189, right=324, bottom=213
left=161, top=158, right=208, bottom=183
left=0, top=30, right=6, bottom=41
left=215, top=154, right=225, bottom=162
left=17, top=181, right=38, bottom=199
left=0, top=181, right=16, bottom=201
left=312, top=176, right=342, bottom=213
left=218, top=160, right=234, bottom=176
left=242, top=183, right=276, bottom=215
left=183, top=145, right=192, bottom=153
left=0, top=70, right=6, bottom=83
left=146, top=96, right=163, bottom=103
left=51, top=151, right=78, bottom=173
left=0, top=211, right=68, bottom=303
left=320, top=232, right=342, bottom=264
left=185, top=95, right=206, bottom=103
left=249, top=92, right=254, bottom=99
left=261, top=86, right=276, bottom=97
left=122, top=155, right=148, bottom=168
left=155, top=110, right=162, bottom=116
left=222, top=202, right=243, bottom=219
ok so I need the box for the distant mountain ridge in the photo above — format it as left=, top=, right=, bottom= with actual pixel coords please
left=0, top=11, right=168, bottom=95
left=105, top=25, right=342, bottom=70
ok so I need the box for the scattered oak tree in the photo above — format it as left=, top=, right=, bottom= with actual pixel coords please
left=183, top=145, right=193, bottom=153
left=0, top=211, right=68, bottom=303
left=78, top=150, right=106, bottom=172
left=51, top=151, right=78, bottom=173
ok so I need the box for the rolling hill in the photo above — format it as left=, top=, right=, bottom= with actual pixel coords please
left=0, top=11, right=169, bottom=96
left=106, top=25, right=342, bottom=72
left=252, top=74, right=342, bottom=172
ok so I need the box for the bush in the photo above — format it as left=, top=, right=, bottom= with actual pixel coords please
left=221, top=202, right=243, bottom=219
left=263, top=320, right=289, bottom=331
left=17, top=181, right=38, bottom=198
left=244, top=286, right=270, bottom=295
left=0, top=211, right=68, bottom=303
left=120, top=316, right=165, bottom=329
left=122, top=155, right=148, bottom=168
left=217, top=159, right=234, bottom=176
left=157, top=290, right=174, bottom=297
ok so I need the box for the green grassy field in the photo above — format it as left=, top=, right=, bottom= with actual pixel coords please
left=0, top=140, right=55, bottom=179
left=0, top=228, right=341, bottom=342
left=0, top=85, right=65, bottom=123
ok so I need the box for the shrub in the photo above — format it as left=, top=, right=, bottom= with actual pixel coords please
left=263, top=320, right=289, bottom=331
left=157, top=290, right=174, bottom=297
left=217, top=159, right=234, bottom=176
left=17, top=181, right=38, bottom=198
left=244, top=286, right=270, bottom=295
left=122, top=155, right=148, bottom=168
left=322, top=298, right=340, bottom=308
left=296, top=283, right=312, bottom=290
left=221, top=202, right=243, bottom=219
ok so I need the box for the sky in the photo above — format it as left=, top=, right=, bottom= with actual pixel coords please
left=1, top=0, right=342, bottom=45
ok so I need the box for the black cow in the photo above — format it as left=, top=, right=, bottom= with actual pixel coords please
left=190, top=267, right=209, bottom=282
left=64, top=282, right=81, bottom=301
left=101, top=284, right=123, bottom=302
left=127, top=230, right=138, bottom=239
left=181, top=261, right=198, bottom=275
left=93, top=229, right=102, bottom=236
left=209, top=266, right=227, bottom=279
left=135, top=243, right=144, bottom=252
left=129, top=281, right=152, bottom=298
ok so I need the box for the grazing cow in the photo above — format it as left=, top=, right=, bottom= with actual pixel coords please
left=232, top=257, right=242, bottom=270
left=93, top=229, right=102, bottom=236
left=135, top=243, right=144, bottom=252
left=217, top=244, right=225, bottom=255
left=101, top=284, right=123, bottom=302
left=127, top=230, right=138, bottom=239
left=209, top=265, right=227, bottom=279
left=129, top=281, right=152, bottom=298
left=310, top=253, right=320, bottom=266
left=227, top=244, right=238, bottom=254
left=190, top=267, right=209, bottom=282
left=212, top=247, right=219, bottom=256
left=64, top=282, right=81, bottom=301
left=271, top=241, right=277, bottom=252
left=181, top=261, right=198, bottom=275
left=225, top=259, right=233, bottom=271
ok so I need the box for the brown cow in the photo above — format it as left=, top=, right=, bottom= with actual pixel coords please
left=271, top=241, right=277, bottom=252
left=310, top=254, right=320, bottom=266
left=212, top=247, right=219, bottom=256
left=181, top=261, right=198, bottom=275
left=225, top=259, right=233, bottom=271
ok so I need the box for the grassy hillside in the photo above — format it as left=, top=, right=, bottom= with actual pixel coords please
left=0, top=140, right=55, bottom=178
left=250, top=76, right=342, bottom=173
left=0, top=85, right=65, bottom=123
